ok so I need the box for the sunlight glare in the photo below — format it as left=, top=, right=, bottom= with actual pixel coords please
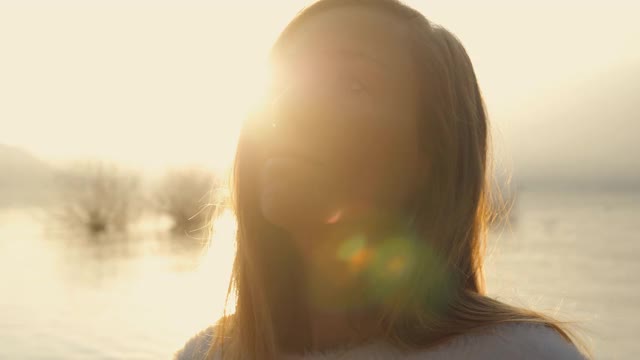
left=197, top=209, right=238, bottom=318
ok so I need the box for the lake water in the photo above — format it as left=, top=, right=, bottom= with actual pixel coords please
left=0, top=190, right=638, bottom=359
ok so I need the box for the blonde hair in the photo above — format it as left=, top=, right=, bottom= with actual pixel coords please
left=207, top=1, right=588, bottom=358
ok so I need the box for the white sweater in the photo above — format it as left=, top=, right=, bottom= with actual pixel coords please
left=174, top=322, right=586, bottom=359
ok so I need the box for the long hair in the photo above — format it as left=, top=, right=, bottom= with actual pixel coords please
left=208, top=1, right=587, bottom=359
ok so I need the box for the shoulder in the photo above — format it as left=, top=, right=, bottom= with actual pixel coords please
left=175, top=323, right=585, bottom=360
left=415, top=322, right=586, bottom=360
left=174, top=326, right=218, bottom=360
left=286, top=323, right=586, bottom=360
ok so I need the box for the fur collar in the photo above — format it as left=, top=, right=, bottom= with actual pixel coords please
left=175, top=323, right=585, bottom=360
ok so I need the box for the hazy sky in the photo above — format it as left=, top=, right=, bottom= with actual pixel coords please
left=1, top=0, right=638, bottom=184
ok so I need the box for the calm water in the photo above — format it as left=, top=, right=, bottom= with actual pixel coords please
left=0, top=190, right=638, bottom=359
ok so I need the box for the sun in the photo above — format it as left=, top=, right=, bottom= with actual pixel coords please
left=195, top=52, right=275, bottom=175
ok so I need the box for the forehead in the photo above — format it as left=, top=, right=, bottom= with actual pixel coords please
left=276, top=6, right=415, bottom=72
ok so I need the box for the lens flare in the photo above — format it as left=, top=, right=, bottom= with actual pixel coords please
left=386, top=255, right=407, bottom=276
left=368, top=236, right=416, bottom=282
left=337, top=234, right=366, bottom=261
left=310, top=227, right=454, bottom=314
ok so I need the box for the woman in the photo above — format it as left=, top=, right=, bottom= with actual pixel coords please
left=177, top=0, right=588, bottom=359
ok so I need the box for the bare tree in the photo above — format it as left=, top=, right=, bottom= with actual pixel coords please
left=52, top=161, right=141, bottom=234
left=154, top=167, right=219, bottom=236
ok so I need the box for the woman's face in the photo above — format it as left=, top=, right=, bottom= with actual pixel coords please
left=259, top=6, right=423, bottom=233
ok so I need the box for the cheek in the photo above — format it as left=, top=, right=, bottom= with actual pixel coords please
left=258, top=158, right=347, bottom=229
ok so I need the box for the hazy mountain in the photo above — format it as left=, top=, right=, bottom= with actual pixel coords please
left=498, top=61, right=640, bottom=191
left=0, top=144, right=54, bottom=207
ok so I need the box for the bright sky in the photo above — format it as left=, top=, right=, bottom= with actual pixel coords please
left=1, top=0, right=639, bottom=182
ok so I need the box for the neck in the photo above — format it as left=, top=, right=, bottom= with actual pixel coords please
left=288, top=212, right=410, bottom=352
left=305, top=307, right=381, bottom=351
